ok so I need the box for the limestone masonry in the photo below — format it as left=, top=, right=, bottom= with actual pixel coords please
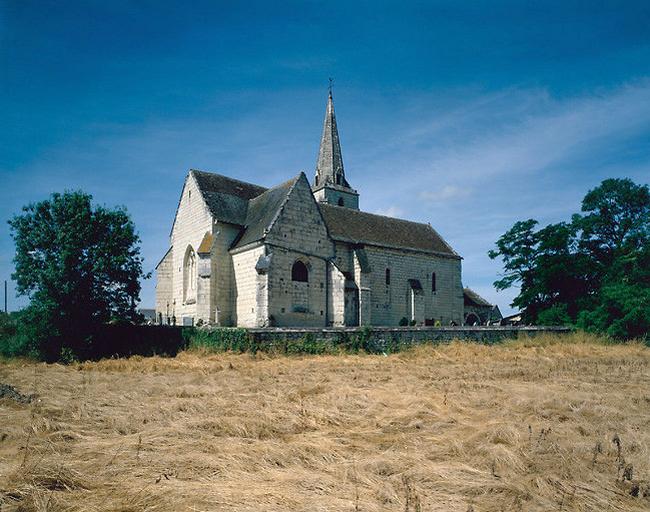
left=156, top=92, right=500, bottom=327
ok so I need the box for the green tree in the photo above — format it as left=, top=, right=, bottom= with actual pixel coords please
left=8, top=191, right=148, bottom=360
left=488, top=221, right=592, bottom=323
left=489, top=178, right=649, bottom=339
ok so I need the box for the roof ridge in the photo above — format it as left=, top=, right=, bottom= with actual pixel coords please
left=247, top=175, right=299, bottom=206
left=190, top=169, right=268, bottom=192
left=260, top=174, right=303, bottom=235
left=321, top=203, right=431, bottom=227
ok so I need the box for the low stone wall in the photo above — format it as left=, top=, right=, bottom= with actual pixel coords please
left=245, top=325, right=572, bottom=346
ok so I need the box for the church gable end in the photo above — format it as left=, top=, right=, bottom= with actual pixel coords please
left=265, top=173, right=333, bottom=258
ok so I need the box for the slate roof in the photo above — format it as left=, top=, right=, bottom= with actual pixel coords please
left=191, top=169, right=267, bottom=225
left=230, top=177, right=299, bottom=249
left=463, top=288, right=493, bottom=307
left=188, top=169, right=459, bottom=257
left=319, top=204, right=460, bottom=257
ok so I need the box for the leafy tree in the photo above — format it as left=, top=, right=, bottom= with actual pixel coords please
left=8, top=191, right=148, bottom=360
left=489, top=178, right=649, bottom=339
left=488, top=221, right=592, bottom=323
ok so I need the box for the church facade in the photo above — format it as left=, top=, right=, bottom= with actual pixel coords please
left=155, top=93, right=466, bottom=327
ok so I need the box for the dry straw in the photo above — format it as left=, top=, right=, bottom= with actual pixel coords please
left=0, top=332, right=649, bottom=511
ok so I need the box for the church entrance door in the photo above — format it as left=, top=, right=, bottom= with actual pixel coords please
left=344, top=289, right=359, bottom=326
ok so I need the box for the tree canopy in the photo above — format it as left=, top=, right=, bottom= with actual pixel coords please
left=8, top=191, right=148, bottom=360
left=489, top=178, right=649, bottom=339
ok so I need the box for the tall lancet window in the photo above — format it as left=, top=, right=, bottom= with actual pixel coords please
left=183, top=245, right=197, bottom=303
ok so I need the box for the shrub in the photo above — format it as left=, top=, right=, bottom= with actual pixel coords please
left=577, top=284, right=650, bottom=340
left=0, top=310, right=41, bottom=359
left=537, top=303, right=573, bottom=326
left=399, top=317, right=409, bottom=326
left=188, top=328, right=252, bottom=353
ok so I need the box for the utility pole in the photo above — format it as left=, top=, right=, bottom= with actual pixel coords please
left=4, top=280, right=7, bottom=314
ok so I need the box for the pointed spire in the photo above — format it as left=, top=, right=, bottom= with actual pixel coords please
left=314, top=88, right=350, bottom=189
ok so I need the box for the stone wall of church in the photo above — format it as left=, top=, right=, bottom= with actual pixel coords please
left=266, top=246, right=329, bottom=326
left=264, top=175, right=334, bottom=258
left=169, top=173, right=214, bottom=325
left=327, top=263, right=346, bottom=326
left=212, top=223, right=241, bottom=326
left=155, top=249, right=173, bottom=324
left=263, top=174, right=334, bottom=327
left=361, top=246, right=463, bottom=325
left=313, top=187, right=359, bottom=210
left=232, top=244, right=267, bottom=327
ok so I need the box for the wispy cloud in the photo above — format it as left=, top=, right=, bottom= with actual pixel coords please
left=3, top=82, right=649, bottom=314
left=372, top=205, right=405, bottom=218
left=356, top=81, right=650, bottom=313
left=420, top=185, right=471, bottom=202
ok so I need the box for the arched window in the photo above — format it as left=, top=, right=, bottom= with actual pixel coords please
left=183, top=246, right=197, bottom=302
left=338, top=197, right=345, bottom=206
left=385, top=268, right=391, bottom=285
left=431, top=272, right=436, bottom=292
left=291, top=260, right=309, bottom=282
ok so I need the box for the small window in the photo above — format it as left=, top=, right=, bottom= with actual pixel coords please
left=385, top=268, right=391, bottom=285
left=338, top=197, right=344, bottom=206
left=292, top=261, right=309, bottom=282
left=432, top=272, right=436, bottom=292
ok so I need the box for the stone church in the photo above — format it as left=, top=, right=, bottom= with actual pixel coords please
left=156, top=92, right=471, bottom=327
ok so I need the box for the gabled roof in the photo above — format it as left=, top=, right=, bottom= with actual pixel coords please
left=230, top=176, right=300, bottom=249
left=191, top=169, right=267, bottom=226
left=319, top=204, right=460, bottom=257
left=463, top=288, right=493, bottom=307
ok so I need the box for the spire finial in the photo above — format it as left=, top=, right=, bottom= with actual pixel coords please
left=328, top=77, right=333, bottom=98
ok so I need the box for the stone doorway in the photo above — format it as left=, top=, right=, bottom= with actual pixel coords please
left=465, top=312, right=480, bottom=326
left=344, top=288, right=359, bottom=326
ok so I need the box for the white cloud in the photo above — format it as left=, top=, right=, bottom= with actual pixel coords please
left=420, top=185, right=471, bottom=202
left=372, top=205, right=405, bottom=218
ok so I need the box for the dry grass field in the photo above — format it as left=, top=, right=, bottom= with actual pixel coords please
left=1, top=333, right=649, bottom=511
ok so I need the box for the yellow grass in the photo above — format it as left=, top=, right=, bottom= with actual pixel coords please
left=1, top=333, right=649, bottom=511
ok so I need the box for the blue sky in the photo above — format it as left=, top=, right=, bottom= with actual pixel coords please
left=1, top=1, right=649, bottom=314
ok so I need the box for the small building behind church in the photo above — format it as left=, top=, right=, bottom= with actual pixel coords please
left=156, top=92, right=467, bottom=327
left=463, top=288, right=503, bottom=326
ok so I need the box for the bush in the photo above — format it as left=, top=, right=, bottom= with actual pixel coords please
left=537, top=303, right=573, bottom=326
left=0, top=310, right=41, bottom=359
left=577, top=284, right=650, bottom=340
left=188, top=328, right=253, bottom=353
left=399, top=317, right=408, bottom=326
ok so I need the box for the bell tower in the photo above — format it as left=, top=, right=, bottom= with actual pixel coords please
left=312, top=89, right=359, bottom=209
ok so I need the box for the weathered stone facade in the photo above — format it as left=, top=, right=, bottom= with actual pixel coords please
left=156, top=93, right=468, bottom=327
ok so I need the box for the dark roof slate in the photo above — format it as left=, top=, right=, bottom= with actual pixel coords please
left=231, top=177, right=298, bottom=249
left=191, top=169, right=267, bottom=225
left=319, top=204, right=459, bottom=257
left=189, top=169, right=459, bottom=257
left=463, top=288, right=493, bottom=307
